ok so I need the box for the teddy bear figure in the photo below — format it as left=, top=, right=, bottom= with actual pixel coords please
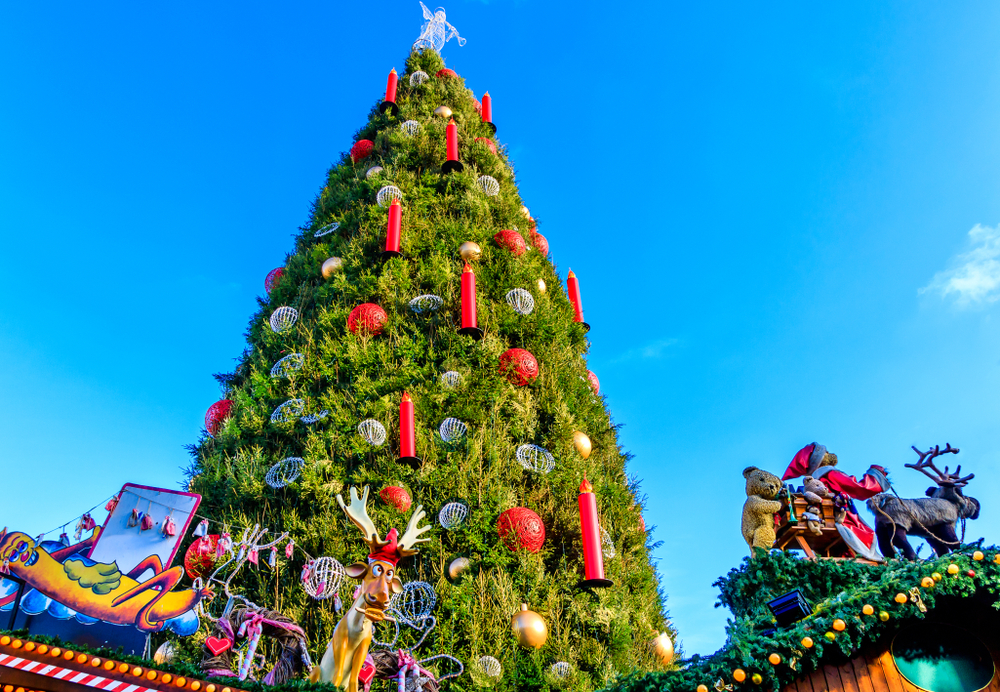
left=741, top=466, right=784, bottom=554
left=801, top=475, right=831, bottom=536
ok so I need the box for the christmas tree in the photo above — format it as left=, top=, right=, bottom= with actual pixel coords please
left=184, top=47, right=670, bottom=691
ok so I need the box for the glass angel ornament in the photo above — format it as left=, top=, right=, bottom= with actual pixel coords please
left=413, top=2, right=466, bottom=53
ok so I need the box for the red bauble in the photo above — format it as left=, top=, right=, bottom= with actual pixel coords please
left=493, top=229, right=527, bottom=256
left=264, top=268, right=284, bottom=294
left=436, top=68, right=458, bottom=79
left=348, top=303, right=388, bottom=335
left=350, top=139, right=375, bottom=163
left=184, top=535, right=221, bottom=579
left=472, top=97, right=482, bottom=114
left=380, top=486, right=412, bottom=512
left=475, top=137, right=497, bottom=155
left=205, top=399, right=234, bottom=437
left=587, top=370, right=600, bottom=395
left=499, top=348, right=539, bottom=386
left=530, top=230, right=549, bottom=256
left=497, top=508, right=545, bottom=553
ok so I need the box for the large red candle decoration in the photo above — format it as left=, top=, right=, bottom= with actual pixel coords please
left=578, top=477, right=613, bottom=588
left=383, top=198, right=402, bottom=258
left=379, top=68, right=399, bottom=115
left=481, top=91, right=496, bottom=134
left=567, top=269, right=590, bottom=332
left=458, top=263, right=483, bottom=339
left=443, top=119, right=463, bottom=173
left=398, top=391, right=419, bottom=466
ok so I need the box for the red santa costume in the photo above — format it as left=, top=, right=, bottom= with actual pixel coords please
left=782, top=443, right=890, bottom=562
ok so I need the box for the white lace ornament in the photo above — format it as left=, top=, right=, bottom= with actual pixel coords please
left=302, top=556, right=345, bottom=600
left=366, top=165, right=384, bottom=179
left=516, top=444, right=555, bottom=474
left=476, top=656, right=502, bottom=680
left=358, top=419, right=387, bottom=447
left=269, top=306, right=298, bottom=334
left=401, top=120, right=421, bottom=137
left=270, top=399, right=305, bottom=424
left=439, top=417, right=467, bottom=443
left=441, top=371, right=462, bottom=388
left=550, top=662, right=571, bottom=679
left=377, top=185, right=403, bottom=207
left=266, top=457, right=305, bottom=488
left=270, top=353, right=304, bottom=378
left=390, top=580, right=437, bottom=625
left=409, top=71, right=429, bottom=86
left=477, top=175, right=499, bottom=197
left=314, top=221, right=339, bottom=238
left=300, top=410, right=329, bottom=424
left=505, top=288, right=535, bottom=315
left=601, top=525, right=616, bottom=559
left=409, top=294, right=443, bottom=314
left=413, top=3, right=466, bottom=53
left=438, top=502, right=468, bottom=530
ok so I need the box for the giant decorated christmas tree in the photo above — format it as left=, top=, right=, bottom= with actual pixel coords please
left=184, top=44, right=671, bottom=691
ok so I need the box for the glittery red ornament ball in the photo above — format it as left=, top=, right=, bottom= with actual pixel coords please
left=497, top=507, right=545, bottom=553
left=184, top=535, right=221, bottom=579
left=472, top=97, right=482, bottom=113
left=530, top=230, right=549, bottom=256
left=493, top=229, right=527, bottom=256
left=380, top=486, right=412, bottom=512
left=350, top=139, right=375, bottom=163
left=475, top=137, right=497, bottom=155
left=264, top=268, right=284, bottom=294
left=499, top=348, right=539, bottom=386
left=587, top=370, right=600, bottom=395
left=205, top=399, right=234, bottom=437
left=348, top=303, right=388, bottom=336
left=436, top=68, right=458, bottom=79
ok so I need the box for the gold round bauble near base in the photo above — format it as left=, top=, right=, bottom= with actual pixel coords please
left=448, top=557, right=471, bottom=580
left=520, top=205, right=531, bottom=218
left=650, top=630, right=674, bottom=666
left=459, top=241, right=482, bottom=262
left=322, top=257, right=344, bottom=278
left=536, top=278, right=546, bottom=293
left=573, top=431, right=592, bottom=459
left=434, top=105, right=453, bottom=118
left=511, top=603, right=547, bottom=649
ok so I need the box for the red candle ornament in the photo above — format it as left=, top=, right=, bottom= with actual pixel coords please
left=380, top=69, right=399, bottom=115
left=443, top=119, right=463, bottom=173
left=398, top=392, right=419, bottom=466
left=383, top=198, right=402, bottom=258
left=567, top=270, right=590, bottom=331
left=481, top=91, right=496, bottom=134
left=458, top=262, right=483, bottom=339
left=578, top=477, right=613, bottom=588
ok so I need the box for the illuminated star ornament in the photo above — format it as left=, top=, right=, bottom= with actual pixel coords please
left=413, top=2, right=466, bottom=53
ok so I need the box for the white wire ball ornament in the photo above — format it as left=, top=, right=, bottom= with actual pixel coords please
left=269, top=306, right=298, bottom=334
left=438, top=502, right=469, bottom=530
left=409, top=71, right=429, bottom=86
left=441, top=371, right=462, bottom=388
left=270, top=353, right=305, bottom=378
left=477, top=175, right=500, bottom=197
left=516, top=444, right=555, bottom=474
left=377, top=185, right=403, bottom=207
left=270, top=398, right=306, bottom=424
left=357, top=418, right=387, bottom=447
left=314, top=221, right=339, bottom=238
left=477, top=656, right=502, bottom=680
left=409, top=294, right=443, bottom=314
left=265, top=457, right=305, bottom=488
left=300, top=410, right=329, bottom=424
left=390, top=580, right=438, bottom=624
left=505, top=288, right=535, bottom=316
left=550, top=662, right=572, bottom=679
left=302, top=556, right=345, bottom=600
left=366, top=165, right=384, bottom=179
left=439, top=417, right=467, bottom=443
left=401, top=120, right=421, bottom=136
left=601, top=525, right=616, bottom=559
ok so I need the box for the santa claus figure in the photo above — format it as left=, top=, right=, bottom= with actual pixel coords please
left=783, top=443, right=890, bottom=562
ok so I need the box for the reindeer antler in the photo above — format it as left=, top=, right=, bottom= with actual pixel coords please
left=906, top=444, right=970, bottom=486
left=397, top=504, right=431, bottom=558
left=337, top=486, right=389, bottom=551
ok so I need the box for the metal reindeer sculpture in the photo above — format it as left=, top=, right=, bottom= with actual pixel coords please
left=312, top=486, right=430, bottom=692
left=868, top=444, right=980, bottom=560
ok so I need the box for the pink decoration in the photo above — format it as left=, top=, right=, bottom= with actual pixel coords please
left=587, top=370, right=600, bottom=395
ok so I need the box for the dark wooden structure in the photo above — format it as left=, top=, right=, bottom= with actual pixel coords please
left=774, top=495, right=860, bottom=560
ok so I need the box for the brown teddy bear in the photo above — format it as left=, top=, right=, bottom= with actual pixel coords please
left=801, top=475, right=831, bottom=536
left=741, top=466, right=784, bottom=554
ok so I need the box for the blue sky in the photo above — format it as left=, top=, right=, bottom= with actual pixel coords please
left=2, top=1, right=999, bottom=656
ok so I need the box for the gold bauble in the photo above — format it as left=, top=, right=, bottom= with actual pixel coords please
left=448, top=557, right=471, bottom=580
left=459, top=241, right=482, bottom=262
left=511, top=603, right=547, bottom=649
left=650, top=631, right=674, bottom=666
left=520, top=205, right=531, bottom=218
left=153, top=641, right=176, bottom=665
left=573, top=431, right=592, bottom=459
left=321, top=257, right=344, bottom=278
left=434, top=105, right=453, bottom=118
left=536, top=278, right=546, bottom=293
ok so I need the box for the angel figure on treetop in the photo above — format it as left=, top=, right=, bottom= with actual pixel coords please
left=414, top=3, right=466, bottom=53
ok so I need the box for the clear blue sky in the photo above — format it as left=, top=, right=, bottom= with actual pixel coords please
left=2, top=1, right=999, bottom=657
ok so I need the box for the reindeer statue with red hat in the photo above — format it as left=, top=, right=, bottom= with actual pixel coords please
left=311, top=486, right=431, bottom=692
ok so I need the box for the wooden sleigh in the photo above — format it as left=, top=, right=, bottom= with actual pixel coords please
left=773, top=493, right=879, bottom=564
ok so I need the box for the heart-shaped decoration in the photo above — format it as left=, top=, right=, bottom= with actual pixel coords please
left=205, top=636, right=232, bottom=656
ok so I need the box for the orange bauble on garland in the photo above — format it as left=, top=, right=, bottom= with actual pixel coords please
left=499, top=348, right=539, bottom=386
left=348, top=303, right=388, bottom=335
left=497, top=507, right=545, bottom=552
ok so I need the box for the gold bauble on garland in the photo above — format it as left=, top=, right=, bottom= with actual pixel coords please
left=751, top=674, right=763, bottom=685
left=973, top=550, right=984, bottom=561
left=894, top=592, right=908, bottom=604
left=650, top=631, right=674, bottom=666
left=862, top=604, right=874, bottom=615
left=879, top=611, right=890, bottom=621
left=321, top=257, right=344, bottom=278
left=511, top=603, right=547, bottom=649
left=573, top=431, right=592, bottom=459
left=921, top=576, right=935, bottom=588
left=768, top=653, right=781, bottom=666
left=947, top=563, right=960, bottom=574
left=434, top=105, right=453, bottom=118
left=459, top=241, right=482, bottom=262
left=536, top=278, right=547, bottom=293
left=448, top=557, right=471, bottom=580
left=801, top=636, right=813, bottom=648
left=832, top=618, right=846, bottom=631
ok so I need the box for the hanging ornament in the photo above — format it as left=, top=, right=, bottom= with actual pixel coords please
left=448, top=557, right=471, bottom=580
left=398, top=392, right=420, bottom=466
left=302, top=556, right=345, bottom=600
left=82, top=513, right=96, bottom=530
left=458, top=263, right=484, bottom=339
left=511, top=603, right=548, bottom=649
left=505, top=288, right=535, bottom=315
left=476, top=656, right=502, bottom=681
left=205, top=399, right=234, bottom=437
left=497, top=508, right=545, bottom=552
left=140, top=513, right=154, bottom=531
left=300, top=409, right=329, bottom=424
left=270, top=353, right=305, bottom=378
left=269, top=546, right=277, bottom=568
left=436, top=68, right=458, bottom=79
left=573, top=431, right=593, bottom=459
left=358, top=418, right=387, bottom=447
left=321, top=256, right=344, bottom=278
left=475, top=137, right=497, bottom=155
left=383, top=197, right=403, bottom=259
left=500, top=348, right=539, bottom=386
left=265, top=457, right=305, bottom=488
left=217, top=533, right=233, bottom=557
left=380, top=68, right=399, bottom=115
left=380, top=486, right=412, bottom=512
left=314, top=221, right=339, bottom=238
left=193, top=519, right=209, bottom=538
left=269, top=306, right=299, bottom=334
left=153, top=641, right=177, bottom=666
left=401, top=120, right=421, bottom=136
left=459, top=241, right=482, bottom=262
left=443, top=118, right=464, bottom=173
left=601, top=525, right=616, bottom=559
left=105, top=495, right=121, bottom=512
left=409, top=294, right=444, bottom=314
left=434, top=105, right=453, bottom=118
left=285, top=540, right=294, bottom=559
left=348, top=303, right=388, bottom=335
left=439, top=417, right=467, bottom=443
left=477, top=175, right=500, bottom=197
left=409, top=70, right=429, bottom=86
left=270, top=398, right=305, bottom=424
left=248, top=548, right=259, bottom=566
left=550, top=662, right=571, bottom=679
left=350, top=140, right=374, bottom=163
left=162, top=515, right=177, bottom=537
left=441, top=370, right=462, bottom=388
left=392, top=581, right=437, bottom=625
left=264, top=268, right=284, bottom=294
left=127, top=508, right=140, bottom=528
left=59, top=529, right=70, bottom=547
left=567, top=270, right=590, bottom=331
left=366, top=165, right=384, bottom=179
left=439, top=502, right=469, bottom=530
left=516, top=444, right=555, bottom=474
left=493, top=229, right=527, bottom=256
left=578, top=478, right=612, bottom=588
left=536, top=278, right=547, bottom=293
left=377, top=185, right=403, bottom=207
left=480, top=91, right=496, bottom=133
left=73, top=517, right=85, bottom=541
left=530, top=230, right=549, bottom=256
left=587, top=370, right=600, bottom=395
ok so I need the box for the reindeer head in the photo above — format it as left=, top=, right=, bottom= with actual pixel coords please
left=336, top=486, right=431, bottom=622
left=908, top=444, right=979, bottom=517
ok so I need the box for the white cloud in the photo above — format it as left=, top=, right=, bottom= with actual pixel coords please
left=920, top=224, right=1000, bottom=307
left=612, top=338, right=680, bottom=363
